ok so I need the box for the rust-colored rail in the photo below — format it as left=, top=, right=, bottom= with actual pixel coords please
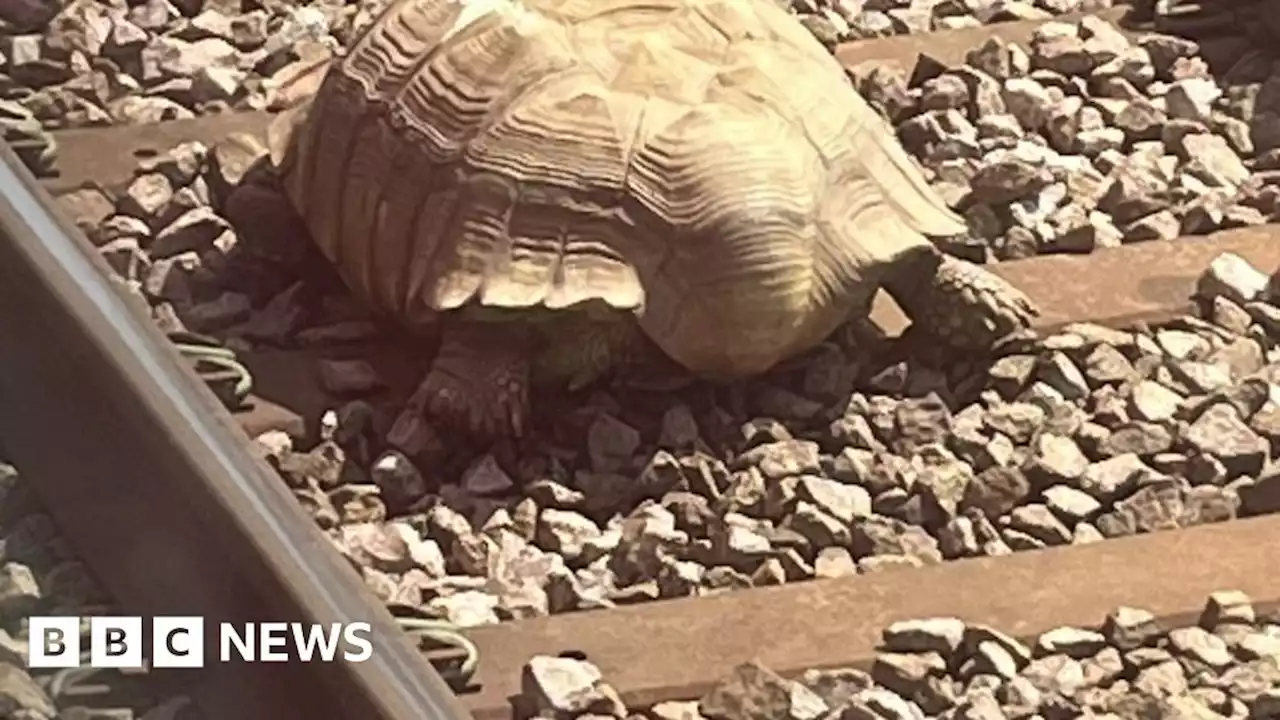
left=18, top=6, right=1280, bottom=719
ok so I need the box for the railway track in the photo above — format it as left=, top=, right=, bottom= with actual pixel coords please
left=4, top=3, right=1280, bottom=719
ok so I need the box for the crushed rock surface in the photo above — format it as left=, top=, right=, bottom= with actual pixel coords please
left=849, top=14, right=1280, bottom=260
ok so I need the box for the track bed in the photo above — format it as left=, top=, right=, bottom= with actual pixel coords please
left=5, top=4, right=1280, bottom=720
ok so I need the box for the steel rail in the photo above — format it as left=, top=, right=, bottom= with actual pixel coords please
left=0, top=141, right=470, bottom=719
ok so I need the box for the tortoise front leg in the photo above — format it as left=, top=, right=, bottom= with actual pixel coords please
left=389, top=321, right=533, bottom=446
left=883, top=245, right=1038, bottom=352
left=532, top=312, right=651, bottom=391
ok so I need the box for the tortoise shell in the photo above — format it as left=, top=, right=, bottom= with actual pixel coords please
left=268, top=0, right=966, bottom=377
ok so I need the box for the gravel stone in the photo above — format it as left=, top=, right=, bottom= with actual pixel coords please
left=1035, top=626, right=1108, bottom=659
left=1042, top=484, right=1101, bottom=521
left=1130, top=380, right=1184, bottom=422
left=1182, top=403, right=1268, bottom=478
left=872, top=651, right=947, bottom=699
left=1026, top=433, right=1088, bottom=487
left=0, top=562, right=40, bottom=617
left=1165, top=77, right=1222, bottom=124
left=1238, top=633, right=1280, bottom=662
left=1117, top=480, right=1187, bottom=533
left=1168, top=627, right=1233, bottom=670
left=1021, top=653, right=1085, bottom=696
left=699, top=661, right=828, bottom=720
left=851, top=516, right=942, bottom=564
left=316, top=358, right=383, bottom=395
left=1098, top=418, right=1172, bottom=456
left=797, top=475, right=871, bottom=524
left=738, top=440, right=821, bottom=481
left=1200, top=590, right=1255, bottom=628
left=522, top=656, right=627, bottom=718
left=1198, top=253, right=1271, bottom=305
left=813, top=546, right=858, bottom=579
left=883, top=617, right=966, bottom=657
left=984, top=402, right=1045, bottom=444
left=1083, top=343, right=1137, bottom=386
left=962, top=467, right=1031, bottom=517
left=1103, top=606, right=1162, bottom=650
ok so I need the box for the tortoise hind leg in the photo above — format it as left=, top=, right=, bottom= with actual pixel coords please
left=390, top=322, right=533, bottom=445
left=884, top=246, right=1038, bottom=352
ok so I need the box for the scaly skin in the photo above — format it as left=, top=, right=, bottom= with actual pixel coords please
left=882, top=245, right=1038, bottom=353
left=401, top=320, right=534, bottom=440
left=386, top=306, right=651, bottom=448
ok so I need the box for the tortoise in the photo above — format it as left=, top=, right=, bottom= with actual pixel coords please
left=260, top=0, right=1038, bottom=443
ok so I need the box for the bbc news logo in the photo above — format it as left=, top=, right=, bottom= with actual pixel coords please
left=28, top=617, right=373, bottom=668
